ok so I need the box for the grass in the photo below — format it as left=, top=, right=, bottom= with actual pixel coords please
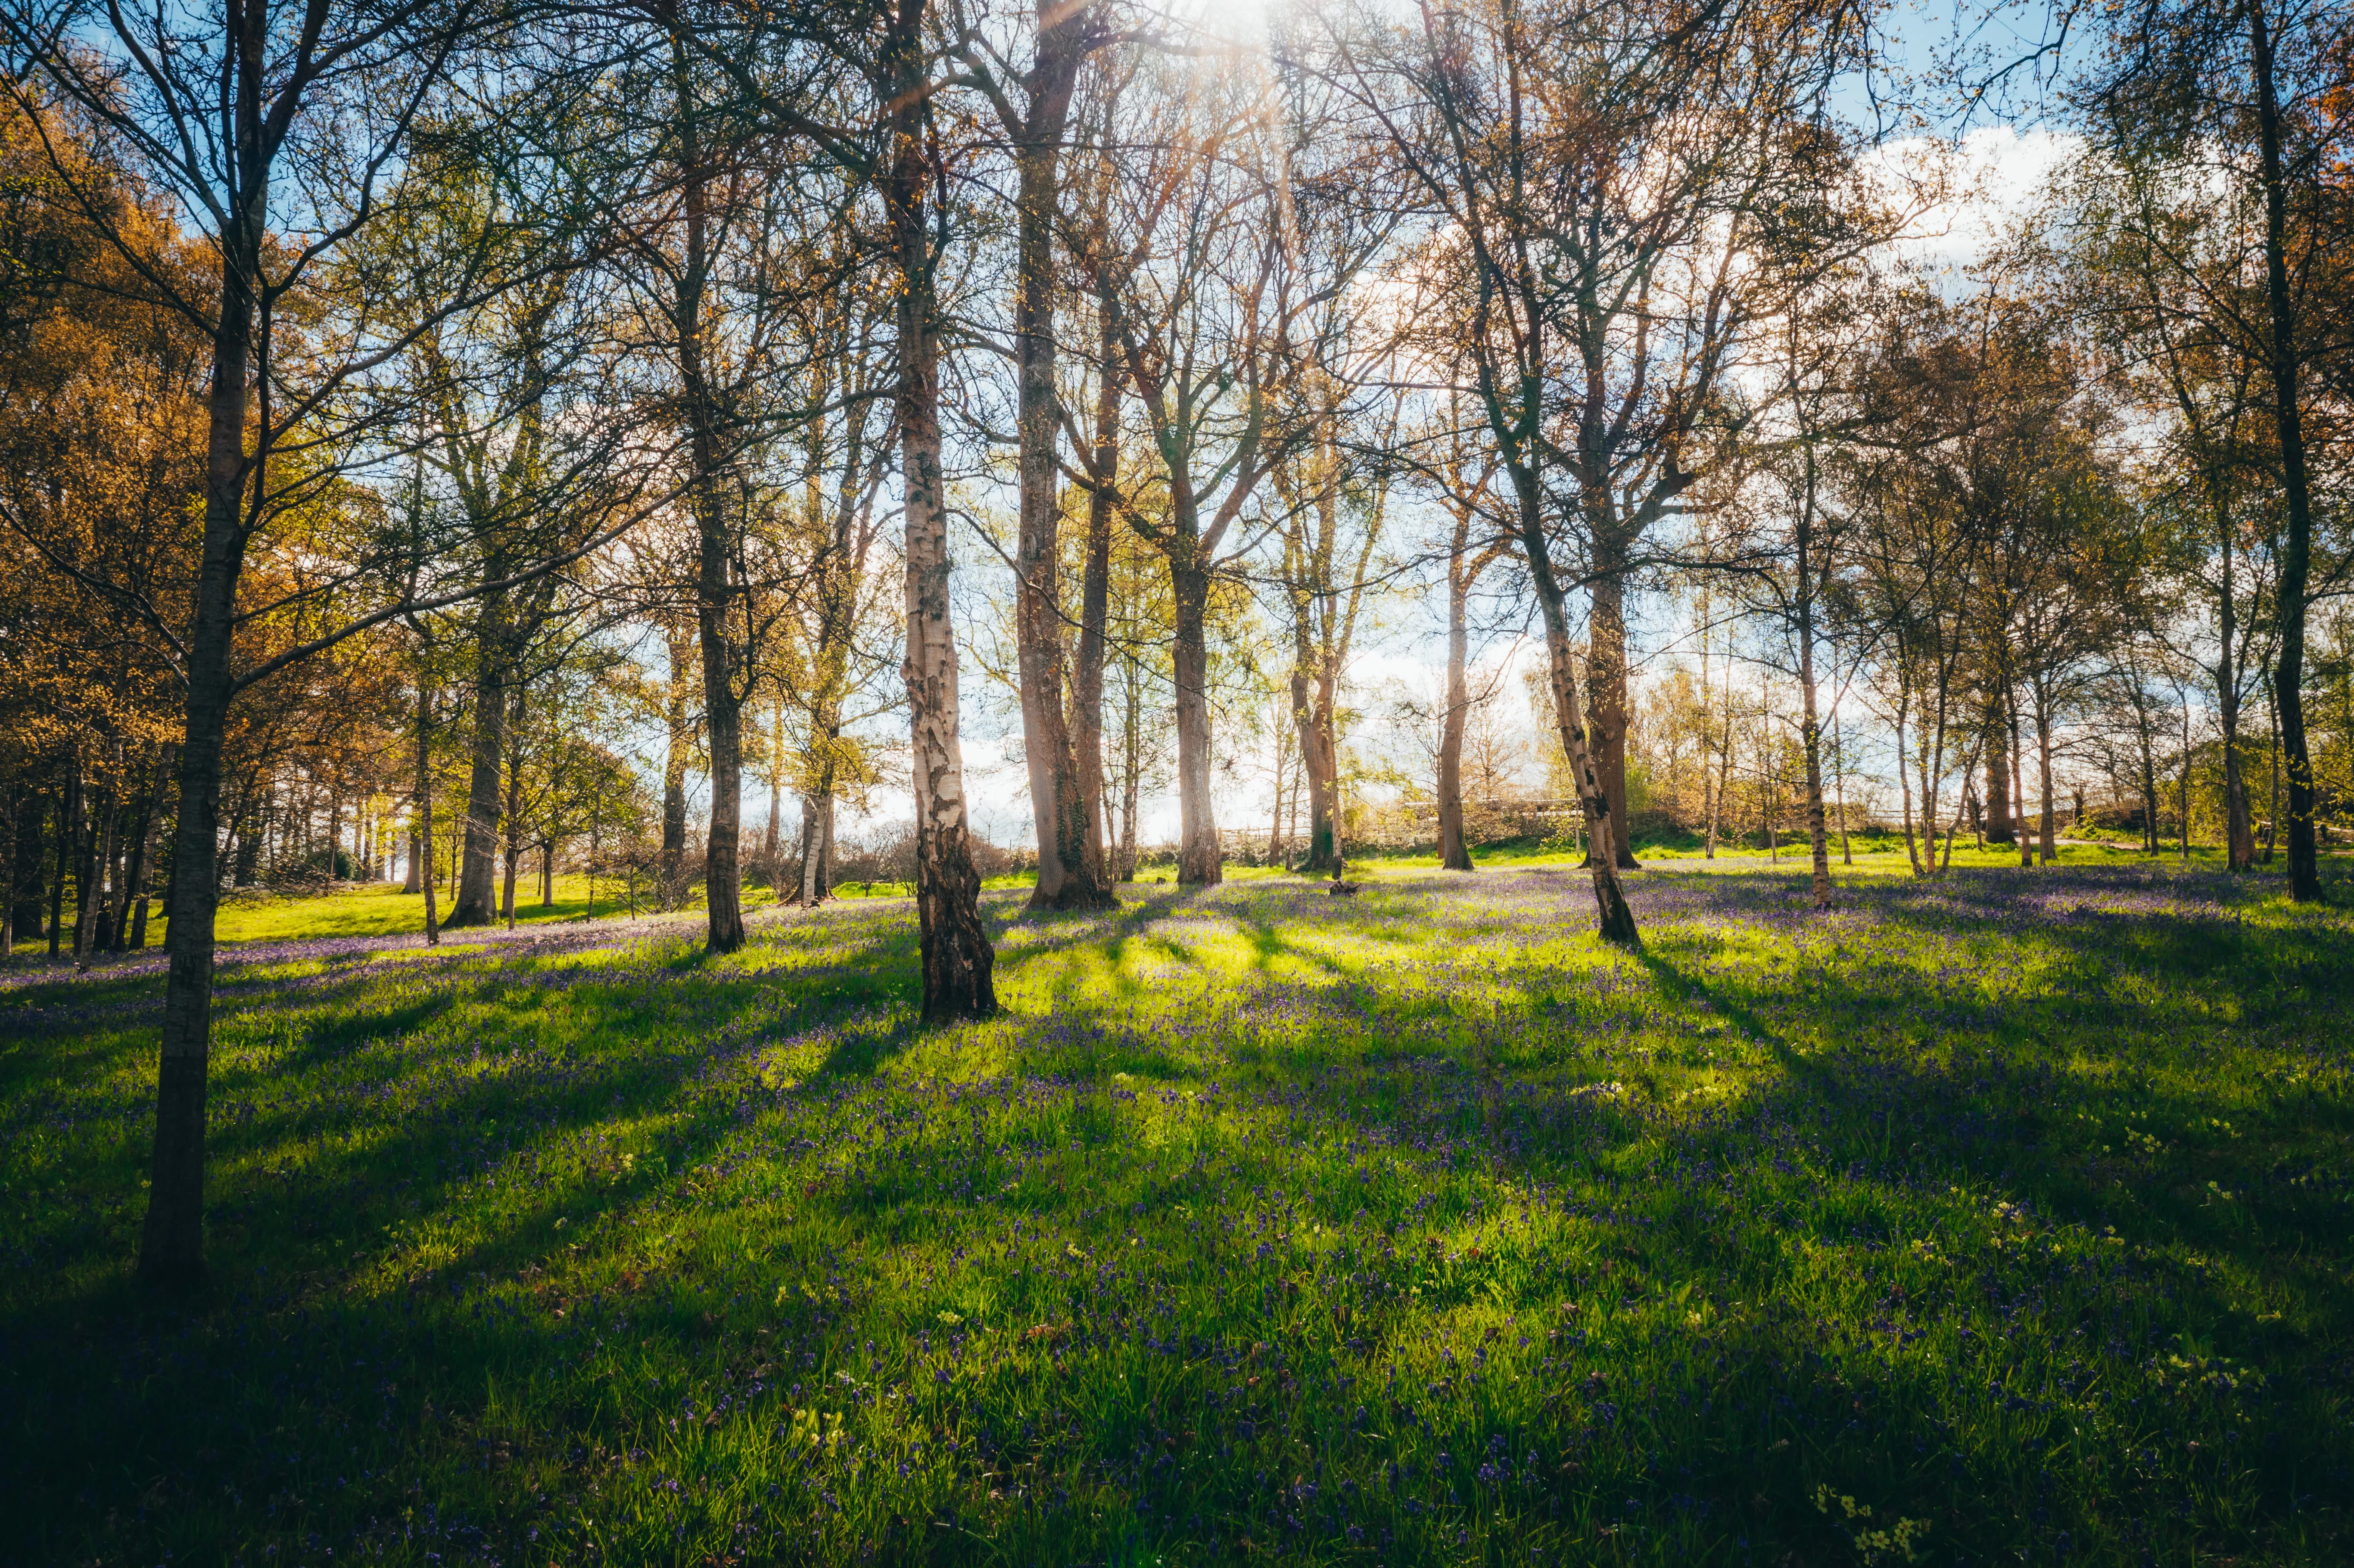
left=150, top=872, right=953, bottom=949
left=2, top=850, right=2350, bottom=1566
left=187, top=874, right=627, bottom=943
left=1338, top=831, right=2245, bottom=874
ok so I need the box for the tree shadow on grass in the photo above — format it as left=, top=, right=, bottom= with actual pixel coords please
left=802, top=1007, right=925, bottom=1081
left=995, top=890, right=1226, bottom=1012
left=288, top=993, right=460, bottom=1069
left=1631, top=947, right=1786, bottom=1059
left=1, top=897, right=947, bottom=1326
left=993, top=885, right=1186, bottom=959
left=1233, top=909, right=1353, bottom=980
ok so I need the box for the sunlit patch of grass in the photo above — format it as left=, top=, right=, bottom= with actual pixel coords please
left=1, top=859, right=2350, bottom=1565
left=161, top=874, right=666, bottom=943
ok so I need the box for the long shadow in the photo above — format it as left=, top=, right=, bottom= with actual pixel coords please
left=1, top=899, right=945, bottom=1322
left=998, top=879, right=1449, bottom=1000
left=990, top=885, right=1192, bottom=969
left=1238, top=910, right=1349, bottom=977
left=287, top=993, right=460, bottom=1070
left=804, top=1007, right=925, bottom=1081
left=1627, top=947, right=1813, bottom=1087
left=1, top=939, right=961, bottom=1495
left=994, top=889, right=1218, bottom=1009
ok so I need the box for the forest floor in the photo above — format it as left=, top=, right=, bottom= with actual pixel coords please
left=2, top=853, right=2350, bottom=1566
left=114, top=832, right=2265, bottom=949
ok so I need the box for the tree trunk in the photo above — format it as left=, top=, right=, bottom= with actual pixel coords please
left=231, top=789, right=262, bottom=887
left=501, top=686, right=525, bottom=930
left=418, top=682, right=442, bottom=947
left=6, top=785, right=42, bottom=954
left=665, top=133, right=748, bottom=955
left=1795, top=450, right=1832, bottom=909
left=117, top=753, right=166, bottom=951
left=1070, top=313, right=1118, bottom=892
left=1832, top=710, right=1853, bottom=865
left=2180, top=701, right=2193, bottom=861
left=1120, top=656, right=1142, bottom=882
left=1012, top=4, right=1111, bottom=913
left=2250, top=2, right=2321, bottom=900
left=55, top=786, right=72, bottom=939
left=889, top=0, right=997, bottom=1020
left=72, top=765, right=107, bottom=971
left=2264, top=671, right=2281, bottom=863
left=692, top=521, right=746, bottom=949
left=797, top=793, right=836, bottom=906
left=1936, top=731, right=1979, bottom=877
left=2008, top=697, right=2032, bottom=868
left=1585, top=537, right=1641, bottom=868
left=1708, top=665, right=1734, bottom=859
left=325, top=784, right=342, bottom=883
left=2034, top=685, right=2057, bottom=865
left=2218, top=516, right=2255, bottom=870
left=660, top=622, right=693, bottom=905
left=1511, top=472, right=1636, bottom=945
left=763, top=699, right=783, bottom=890
left=402, top=821, right=422, bottom=892
left=445, top=588, right=509, bottom=928
left=11, top=787, right=45, bottom=951
left=1920, top=680, right=1952, bottom=875
left=1697, top=628, right=1716, bottom=861
left=1289, top=659, right=1338, bottom=875
left=138, top=172, right=269, bottom=1282
left=1170, top=556, right=1223, bottom=887
left=1437, top=539, right=1474, bottom=871
left=1896, top=707, right=1923, bottom=876
left=1799, top=651, right=1828, bottom=902
left=103, top=791, right=131, bottom=952
left=797, top=798, right=820, bottom=905
left=817, top=795, right=835, bottom=900
left=55, top=764, right=76, bottom=961
left=1984, top=705, right=2014, bottom=844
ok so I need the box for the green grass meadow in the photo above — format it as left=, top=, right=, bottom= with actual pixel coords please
left=170, top=869, right=1050, bottom=948
left=2, top=849, right=2350, bottom=1565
